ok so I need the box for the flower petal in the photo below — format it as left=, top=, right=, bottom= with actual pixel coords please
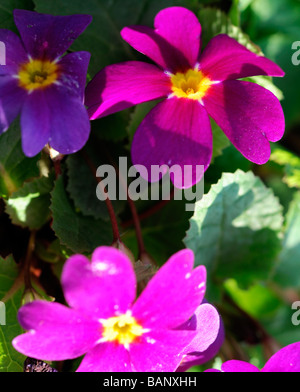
left=202, top=80, right=285, bottom=164
left=121, top=6, right=201, bottom=72
left=14, top=9, right=92, bottom=60
left=76, top=343, right=133, bottom=372
left=12, top=301, right=100, bottom=361
left=85, top=61, right=171, bottom=119
left=131, top=97, right=212, bottom=188
left=0, top=77, right=26, bottom=133
left=61, top=247, right=136, bottom=319
left=130, top=329, right=197, bottom=372
left=177, top=303, right=224, bottom=371
left=262, top=343, right=300, bottom=372
left=132, top=249, right=206, bottom=329
left=221, top=360, right=260, bottom=372
left=58, top=51, right=91, bottom=99
left=20, top=90, right=51, bottom=157
left=199, top=34, right=285, bottom=81
left=45, top=84, right=91, bottom=154
left=0, top=29, right=27, bottom=74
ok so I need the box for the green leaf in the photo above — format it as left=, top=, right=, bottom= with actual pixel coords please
left=50, top=175, right=113, bottom=254
left=272, top=192, right=300, bottom=288
left=0, top=256, right=25, bottom=372
left=270, top=147, right=300, bottom=189
left=184, top=170, right=283, bottom=299
left=5, top=173, right=55, bottom=230
left=0, top=122, right=40, bottom=198
left=0, top=0, right=34, bottom=32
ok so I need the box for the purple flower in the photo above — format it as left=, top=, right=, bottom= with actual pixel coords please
left=0, top=10, right=92, bottom=157
left=12, top=247, right=220, bottom=372
left=85, top=6, right=285, bottom=188
left=206, top=342, right=300, bottom=372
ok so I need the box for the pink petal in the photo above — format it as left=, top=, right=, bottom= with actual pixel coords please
left=121, top=7, right=201, bottom=72
left=61, top=247, right=136, bottom=319
left=12, top=301, right=100, bottom=361
left=76, top=343, right=133, bottom=372
left=130, top=329, right=196, bottom=372
left=262, top=343, right=300, bottom=372
left=85, top=61, right=171, bottom=119
left=20, top=90, right=51, bottom=157
left=199, top=34, right=285, bottom=81
left=202, top=80, right=285, bottom=164
left=132, top=249, right=206, bottom=329
left=221, top=360, right=260, bottom=372
left=131, top=97, right=212, bottom=188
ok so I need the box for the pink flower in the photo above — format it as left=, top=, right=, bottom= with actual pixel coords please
left=206, top=342, right=300, bottom=372
left=85, top=6, right=285, bottom=188
left=12, top=247, right=220, bottom=372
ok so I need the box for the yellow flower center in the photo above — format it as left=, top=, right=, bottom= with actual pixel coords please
left=171, top=69, right=212, bottom=100
left=18, top=59, right=60, bottom=91
left=101, top=313, right=144, bottom=347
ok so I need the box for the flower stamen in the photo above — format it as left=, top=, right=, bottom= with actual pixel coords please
left=18, top=59, right=60, bottom=91
left=170, top=69, right=212, bottom=100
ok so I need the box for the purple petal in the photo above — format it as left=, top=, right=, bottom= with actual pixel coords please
left=121, top=6, right=201, bottom=72
left=221, top=360, right=260, bottom=372
left=0, top=77, right=26, bottom=133
left=14, top=10, right=92, bottom=60
left=76, top=343, right=133, bottom=372
left=199, top=34, right=285, bottom=81
left=85, top=61, right=171, bottom=119
left=44, top=84, right=90, bottom=154
left=177, top=303, right=224, bottom=371
left=20, top=90, right=50, bottom=157
left=0, top=29, right=27, bottom=74
left=130, top=329, right=197, bottom=372
left=12, top=301, right=100, bottom=361
left=262, top=343, right=300, bottom=372
left=132, top=249, right=206, bottom=329
left=58, top=51, right=91, bottom=99
left=61, top=247, right=136, bottom=319
left=202, top=80, right=285, bottom=164
left=131, top=97, right=212, bottom=188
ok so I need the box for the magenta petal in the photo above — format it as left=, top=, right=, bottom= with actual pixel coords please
left=130, top=330, right=196, bottom=372
left=14, top=10, right=92, bottom=60
left=12, top=301, right=100, bottom=361
left=85, top=61, right=171, bottom=119
left=58, top=51, right=91, bottom=99
left=77, top=343, right=133, bottom=372
left=131, top=97, right=212, bottom=188
left=0, top=29, right=27, bottom=74
left=132, top=249, right=206, bottom=329
left=45, top=84, right=90, bottom=154
left=62, top=247, right=136, bottom=319
left=0, top=77, right=26, bottom=133
left=203, top=80, right=285, bottom=164
left=20, top=90, right=50, bottom=157
left=221, top=360, right=260, bottom=372
left=262, top=343, right=300, bottom=372
left=199, top=34, right=285, bottom=81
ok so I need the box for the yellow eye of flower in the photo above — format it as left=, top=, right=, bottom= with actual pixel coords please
left=18, top=59, right=60, bottom=91
left=101, top=313, right=144, bottom=348
left=171, top=69, right=212, bottom=100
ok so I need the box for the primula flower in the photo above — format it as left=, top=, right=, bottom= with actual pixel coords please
left=206, top=342, right=300, bottom=372
left=12, top=247, right=221, bottom=372
left=85, top=6, right=285, bottom=188
left=0, top=10, right=92, bottom=157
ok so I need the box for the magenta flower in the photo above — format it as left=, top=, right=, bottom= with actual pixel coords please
left=12, top=246, right=220, bottom=372
left=85, top=6, right=285, bottom=188
left=206, top=342, right=300, bottom=372
left=0, top=10, right=92, bottom=157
